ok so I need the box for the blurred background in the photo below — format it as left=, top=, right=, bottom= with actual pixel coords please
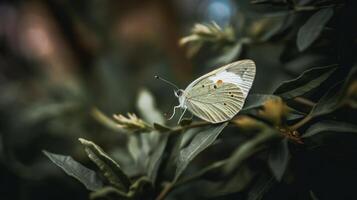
left=0, top=0, right=355, bottom=199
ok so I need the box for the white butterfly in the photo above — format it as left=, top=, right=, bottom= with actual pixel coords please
left=157, top=59, right=256, bottom=124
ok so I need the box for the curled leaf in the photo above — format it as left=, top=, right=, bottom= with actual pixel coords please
left=79, top=138, right=131, bottom=191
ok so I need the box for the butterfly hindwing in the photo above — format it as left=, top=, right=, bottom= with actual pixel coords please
left=185, top=81, right=245, bottom=123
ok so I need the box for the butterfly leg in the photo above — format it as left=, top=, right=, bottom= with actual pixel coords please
left=167, top=105, right=180, bottom=120
left=178, top=107, right=187, bottom=124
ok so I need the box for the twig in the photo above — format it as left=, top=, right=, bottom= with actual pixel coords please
left=294, top=97, right=316, bottom=107
left=289, top=114, right=312, bottom=130
left=170, top=121, right=212, bottom=133
left=155, top=183, right=173, bottom=200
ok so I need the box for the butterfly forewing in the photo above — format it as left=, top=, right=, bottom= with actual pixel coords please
left=183, top=59, right=256, bottom=123
left=224, top=60, right=255, bottom=98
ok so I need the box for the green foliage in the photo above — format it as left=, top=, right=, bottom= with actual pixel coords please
left=274, top=65, right=338, bottom=99
left=43, top=150, right=103, bottom=191
left=78, top=138, right=131, bottom=191
left=268, top=139, right=289, bottom=181
left=174, top=123, right=228, bottom=182
left=297, top=8, right=334, bottom=51
left=40, top=1, right=356, bottom=200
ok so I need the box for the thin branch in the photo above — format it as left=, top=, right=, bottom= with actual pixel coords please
left=170, top=121, right=212, bottom=133
left=294, top=97, right=316, bottom=108
left=155, top=183, right=174, bottom=200
left=289, top=114, right=312, bottom=130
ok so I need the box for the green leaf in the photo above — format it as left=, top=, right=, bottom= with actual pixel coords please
left=303, top=120, right=357, bottom=138
left=310, top=190, right=320, bottom=200
left=210, top=41, right=243, bottom=66
left=310, top=82, right=343, bottom=117
left=127, top=177, right=153, bottom=199
left=79, top=138, right=131, bottom=191
left=174, top=122, right=228, bottom=182
left=242, top=94, right=280, bottom=111
left=297, top=8, right=334, bottom=51
left=286, top=108, right=306, bottom=120
left=136, top=89, right=165, bottom=124
left=147, top=134, right=169, bottom=182
left=224, top=128, right=279, bottom=174
left=127, top=135, right=142, bottom=165
left=309, top=67, right=356, bottom=117
left=247, top=174, right=276, bottom=200
left=127, top=134, right=148, bottom=175
left=205, top=164, right=255, bottom=197
left=179, top=128, right=200, bottom=149
left=268, top=139, right=289, bottom=181
left=43, top=150, right=103, bottom=191
left=274, top=65, right=338, bottom=99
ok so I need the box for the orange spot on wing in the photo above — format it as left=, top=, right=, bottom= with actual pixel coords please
left=216, top=80, right=223, bottom=86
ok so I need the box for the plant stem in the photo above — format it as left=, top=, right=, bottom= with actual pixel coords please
left=155, top=183, right=173, bottom=200
left=289, top=114, right=312, bottom=130
left=170, top=121, right=212, bottom=133
left=294, top=97, right=316, bottom=107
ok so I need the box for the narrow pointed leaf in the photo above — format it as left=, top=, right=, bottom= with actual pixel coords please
left=136, top=89, right=165, bottom=124
left=43, top=150, right=103, bottom=191
left=224, top=128, right=279, bottom=174
left=247, top=174, right=276, bottom=200
left=274, top=65, right=338, bottom=99
left=297, top=8, right=334, bottom=51
left=268, top=139, right=289, bottom=181
left=211, top=41, right=242, bottom=66
left=147, top=134, right=169, bottom=182
left=311, top=82, right=343, bottom=117
left=174, top=122, right=228, bottom=182
left=242, top=94, right=280, bottom=111
left=303, top=120, right=357, bottom=138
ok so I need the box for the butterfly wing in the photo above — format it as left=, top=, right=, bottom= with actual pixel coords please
left=184, top=60, right=256, bottom=123
left=185, top=82, right=245, bottom=123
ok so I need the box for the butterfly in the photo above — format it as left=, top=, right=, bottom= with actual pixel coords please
left=156, top=59, right=256, bottom=124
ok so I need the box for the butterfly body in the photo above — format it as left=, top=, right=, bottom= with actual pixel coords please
left=172, top=59, right=256, bottom=124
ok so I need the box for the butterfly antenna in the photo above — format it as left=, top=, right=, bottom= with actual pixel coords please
left=155, top=75, right=179, bottom=90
